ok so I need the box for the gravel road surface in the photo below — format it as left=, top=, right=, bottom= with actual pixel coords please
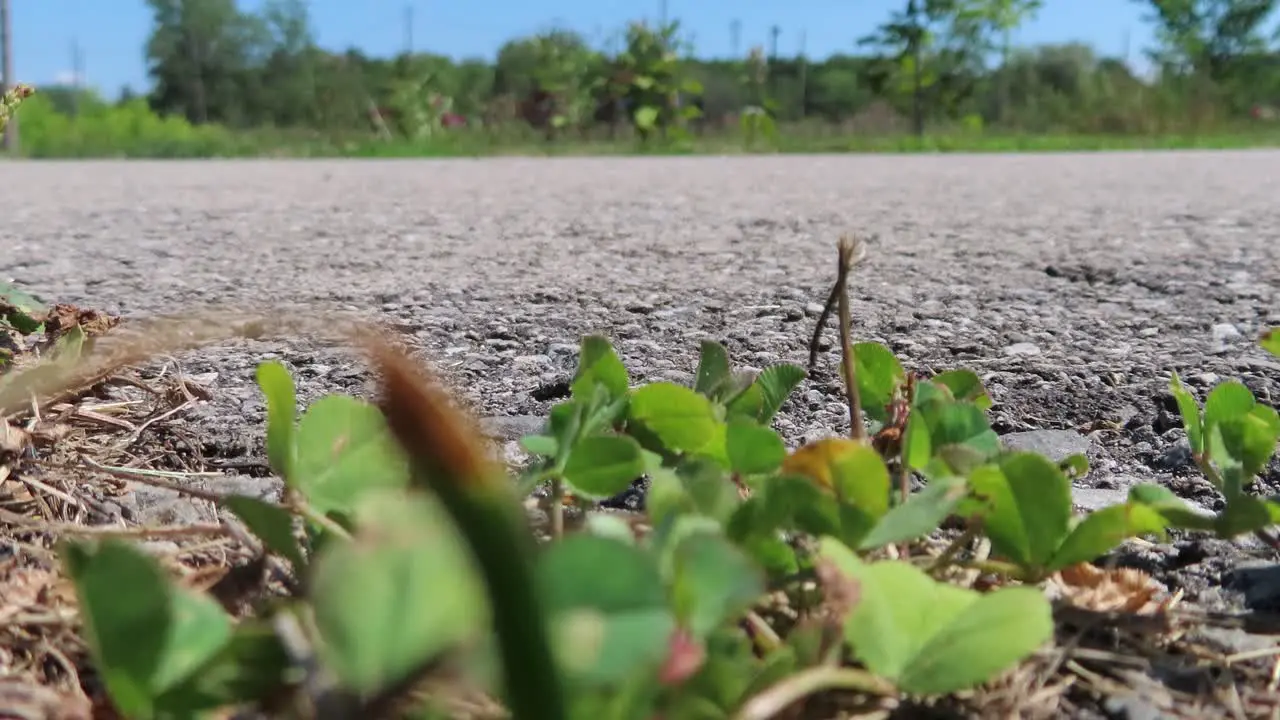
left=4, top=152, right=1280, bottom=613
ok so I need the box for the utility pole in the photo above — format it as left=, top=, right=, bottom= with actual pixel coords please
left=403, top=4, right=414, bottom=55
left=1, top=0, right=16, bottom=154
left=769, top=25, right=780, bottom=63
left=730, top=19, right=741, bottom=59
left=798, top=29, right=808, bottom=120
left=70, top=38, right=84, bottom=117
left=659, top=0, right=668, bottom=27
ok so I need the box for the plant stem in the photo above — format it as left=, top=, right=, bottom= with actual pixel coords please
left=835, top=236, right=867, bottom=442
left=928, top=521, right=980, bottom=574
left=733, top=665, right=895, bottom=720
left=550, top=475, right=564, bottom=539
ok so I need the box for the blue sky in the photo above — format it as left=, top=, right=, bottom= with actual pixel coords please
left=12, top=0, right=1160, bottom=96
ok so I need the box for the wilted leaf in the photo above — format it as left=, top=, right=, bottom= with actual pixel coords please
left=1262, top=328, right=1280, bottom=358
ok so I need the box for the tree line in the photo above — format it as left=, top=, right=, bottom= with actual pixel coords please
left=46, top=0, right=1280, bottom=140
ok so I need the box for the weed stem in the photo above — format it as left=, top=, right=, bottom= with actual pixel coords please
left=733, top=665, right=895, bottom=720
left=835, top=236, right=867, bottom=442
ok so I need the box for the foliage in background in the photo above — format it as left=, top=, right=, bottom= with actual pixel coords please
left=10, top=0, right=1280, bottom=156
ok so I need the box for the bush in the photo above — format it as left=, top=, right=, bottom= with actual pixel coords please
left=15, top=91, right=245, bottom=158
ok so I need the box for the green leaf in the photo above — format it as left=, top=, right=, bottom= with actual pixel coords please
left=63, top=540, right=233, bottom=718
left=725, top=364, right=806, bottom=424
left=519, top=434, right=559, bottom=457
left=562, top=434, right=646, bottom=500
left=1046, top=503, right=1169, bottom=571
left=572, top=335, right=630, bottom=402
left=255, top=362, right=297, bottom=483
left=853, top=342, right=906, bottom=422
left=1058, top=453, right=1090, bottom=480
left=694, top=340, right=731, bottom=396
left=634, top=105, right=660, bottom=129
left=0, top=280, right=46, bottom=335
left=539, top=534, right=675, bottom=686
left=647, top=467, right=692, bottom=529
left=222, top=496, right=306, bottom=572
left=629, top=382, right=719, bottom=453
left=827, top=443, right=892, bottom=518
left=897, top=586, right=1052, bottom=695
left=1204, top=381, right=1257, bottom=429
left=968, top=453, right=1072, bottom=571
left=725, top=420, right=786, bottom=475
left=1214, top=405, right=1280, bottom=480
left=311, top=491, right=485, bottom=694
left=1128, top=483, right=1217, bottom=531
left=161, top=621, right=291, bottom=712
left=668, top=529, right=765, bottom=638
left=930, top=369, right=993, bottom=410
left=858, top=478, right=967, bottom=550
left=819, top=538, right=1051, bottom=696
left=678, top=457, right=743, bottom=524
left=292, top=395, right=411, bottom=517
left=1169, top=373, right=1204, bottom=454
left=1215, top=495, right=1280, bottom=538
left=921, top=402, right=1001, bottom=475
left=1262, top=328, right=1280, bottom=358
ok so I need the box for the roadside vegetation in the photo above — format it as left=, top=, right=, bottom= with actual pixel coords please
left=3, top=85, right=1280, bottom=713
left=6, top=0, right=1280, bottom=158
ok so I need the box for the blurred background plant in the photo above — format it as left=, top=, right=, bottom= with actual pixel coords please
left=6, top=0, right=1280, bottom=156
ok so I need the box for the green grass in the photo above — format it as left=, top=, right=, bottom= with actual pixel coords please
left=9, top=94, right=1280, bottom=160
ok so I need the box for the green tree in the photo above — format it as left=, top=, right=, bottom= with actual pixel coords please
left=859, top=0, right=967, bottom=136
left=144, top=0, right=270, bottom=125
left=1138, top=0, right=1276, bottom=79
left=256, top=0, right=318, bottom=127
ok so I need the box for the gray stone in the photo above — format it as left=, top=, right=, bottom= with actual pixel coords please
left=1071, top=486, right=1130, bottom=511
left=1002, top=342, right=1041, bottom=357
left=1229, top=561, right=1280, bottom=610
left=482, top=415, right=546, bottom=441
left=1000, top=429, right=1092, bottom=462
